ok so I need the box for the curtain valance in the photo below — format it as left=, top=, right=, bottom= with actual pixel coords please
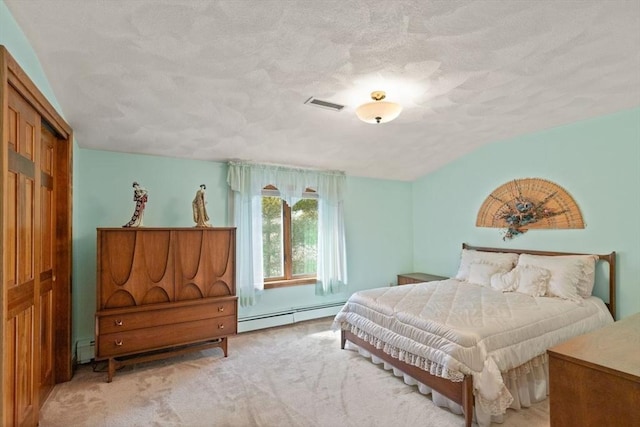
left=227, top=161, right=345, bottom=206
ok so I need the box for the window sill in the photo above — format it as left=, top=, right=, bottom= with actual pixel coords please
left=264, top=277, right=316, bottom=290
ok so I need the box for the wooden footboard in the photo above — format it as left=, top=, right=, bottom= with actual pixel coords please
left=342, top=329, right=474, bottom=427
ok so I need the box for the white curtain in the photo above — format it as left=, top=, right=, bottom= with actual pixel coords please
left=227, top=161, right=347, bottom=306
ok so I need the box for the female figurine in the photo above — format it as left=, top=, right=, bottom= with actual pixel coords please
left=192, top=184, right=211, bottom=227
left=123, top=181, right=148, bottom=227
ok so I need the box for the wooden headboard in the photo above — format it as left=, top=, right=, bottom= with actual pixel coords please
left=462, top=243, right=617, bottom=320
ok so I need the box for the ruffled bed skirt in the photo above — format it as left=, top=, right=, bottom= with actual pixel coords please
left=345, top=340, right=548, bottom=427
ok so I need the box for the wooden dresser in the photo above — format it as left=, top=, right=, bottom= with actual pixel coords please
left=397, top=272, right=448, bottom=285
left=95, top=227, right=237, bottom=381
left=548, top=313, right=640, bottom=426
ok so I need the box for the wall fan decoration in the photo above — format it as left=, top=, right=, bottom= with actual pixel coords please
left=476, top=178, right=585, bottom=240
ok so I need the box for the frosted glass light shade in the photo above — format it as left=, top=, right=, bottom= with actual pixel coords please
left=355, top=91, right=402, bottom=124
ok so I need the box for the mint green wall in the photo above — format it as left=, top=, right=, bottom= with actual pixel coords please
left=4, top=0, right=637, bottom=346
left=0, top=0, right=63, bottom=113
left=239, top=175, right=414, bottom=319
left=74, top=150, right=229, bottom=342
left=74, top=149, right=413, bottom=343
left=1, top=0, right=80, bottom=352
left=2, top=0, right=414, bottom=347
left=412, top=108, right=640, bottom=320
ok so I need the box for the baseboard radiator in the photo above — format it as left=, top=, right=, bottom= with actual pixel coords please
left=237, top=301, right=346, bottom=333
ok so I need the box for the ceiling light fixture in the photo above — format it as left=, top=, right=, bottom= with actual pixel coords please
left=355, top=91, right=402, bottom=124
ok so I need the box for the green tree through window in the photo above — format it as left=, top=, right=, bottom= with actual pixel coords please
left=291, top=198, right=318, bottom=275
left=262, top=187, right=318, bottom=288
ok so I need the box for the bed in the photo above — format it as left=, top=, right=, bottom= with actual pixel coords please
left=333, top=244, right=616, bottom=427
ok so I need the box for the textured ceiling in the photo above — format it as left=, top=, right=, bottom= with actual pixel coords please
left=5, top=0, right=640, bottom=180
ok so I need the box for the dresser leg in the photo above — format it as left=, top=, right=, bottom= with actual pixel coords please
left=221, top=337, right=228, bottom=357
left=107, top=358, right=115, bottom=383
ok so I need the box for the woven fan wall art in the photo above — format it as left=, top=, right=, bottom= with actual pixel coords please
left=476, top=178, right=585, bottom=240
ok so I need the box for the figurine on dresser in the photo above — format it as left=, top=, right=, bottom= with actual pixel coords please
left=192, top=184, right=211, bottom=227
left=123, top=181, right=148, bottom=227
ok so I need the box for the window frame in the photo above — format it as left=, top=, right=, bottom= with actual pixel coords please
left=262, top=185, right=317, bottom=289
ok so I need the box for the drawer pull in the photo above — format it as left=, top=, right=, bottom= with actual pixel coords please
left=114, top=339, right=123, bottom=346
left=218, top=306, right=224, bottom=312
left=114, top=319, right=123, bottom=326
left=218, top=323, right=224, bottom=329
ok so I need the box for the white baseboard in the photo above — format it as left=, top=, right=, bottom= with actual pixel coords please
left=76, top=339, right=95, bottom=364
left=238, top=302, right=344, bottom=333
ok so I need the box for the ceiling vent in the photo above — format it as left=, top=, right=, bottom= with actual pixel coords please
left=304, top=97, right=345, bottom=112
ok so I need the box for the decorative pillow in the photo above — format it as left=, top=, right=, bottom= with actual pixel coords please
left=491, top=265, right=551, bottom=296
left=455, top=249, right=519, bottom=281
left=517, top=254, right=588, bottom=302
left=513, top=265, right=551, bottom=297
left=468, top=263, right=506, bottom=287
left=490, top=269, right=518, bottom=292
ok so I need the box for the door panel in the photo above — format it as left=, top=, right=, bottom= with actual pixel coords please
left=6, top=170, right=17, bottom=288
left=3, top=317, right=17, bottom=426
left=39, top=289, right=53, bottom=403
left=4, top=85, right=41, bottom=427
left=15, top=308, right=36, bottom=427
left=2, top=48, right=73, bottom=426
left=20, top=177, right=35, bottom=283
left=39, top=126, right=56, bottom=403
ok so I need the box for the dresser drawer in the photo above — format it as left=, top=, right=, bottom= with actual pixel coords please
left=97, top=314, right=236, bottom=358
left=97, top=299, right=236, bottom=334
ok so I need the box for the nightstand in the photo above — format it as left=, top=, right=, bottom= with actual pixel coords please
left=547, top=313, right=640, bottom=426
left=397, top=272, right=448, bottom=286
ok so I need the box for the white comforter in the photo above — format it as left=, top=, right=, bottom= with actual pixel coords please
left=333, top=279, right=613, bottom=414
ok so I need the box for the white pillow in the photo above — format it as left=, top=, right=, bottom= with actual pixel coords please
left=513, top=265, right=551, bottom=297
left=517, top=254, right=588, bottom=302
left=572, top=255, right=598, bottom=297
left=455, top=249, right=519, bottom=281
left=490, top=269, right=518, bottom=292
left=468, top=263, right=506, bottom=287
left=490, top=265, right=550, bottom=296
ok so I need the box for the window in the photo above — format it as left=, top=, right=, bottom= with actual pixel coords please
left=262, top=185, right=318, bottom=289
left=228, top=161, right=347, bottom=304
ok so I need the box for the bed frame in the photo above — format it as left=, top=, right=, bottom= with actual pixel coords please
left=340, top=243, right=616, bottom=427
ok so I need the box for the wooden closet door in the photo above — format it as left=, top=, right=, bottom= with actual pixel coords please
left=38, top=125, right=56, bottom=404
left=4, top=85, right=41, bottom=427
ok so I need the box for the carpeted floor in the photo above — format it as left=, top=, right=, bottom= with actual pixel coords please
left=40, top=318, right=550, bottom=427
